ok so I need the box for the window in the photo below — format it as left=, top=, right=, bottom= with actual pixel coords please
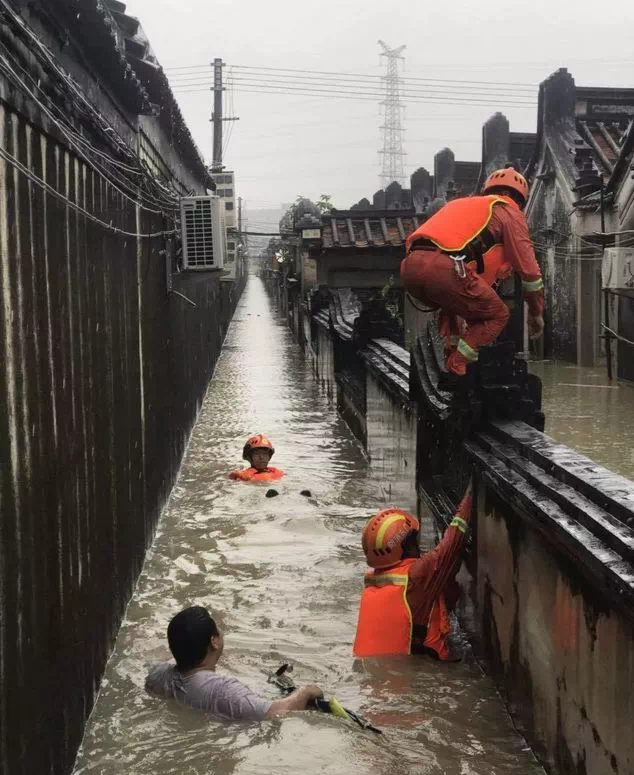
left=225, top=189, right=233, bottom=197
left=228, top=241, right=235, bottom=250
left=226, top=202, right=234, bottom=210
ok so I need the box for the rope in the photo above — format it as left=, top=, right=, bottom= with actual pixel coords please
left=601, top=323, right=634, bottom=348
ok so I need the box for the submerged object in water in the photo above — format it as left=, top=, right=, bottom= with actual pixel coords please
left=266, top=663, right=382, bottom=734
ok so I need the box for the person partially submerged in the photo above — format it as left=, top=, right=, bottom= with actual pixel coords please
left=353, top=488, right=472, bottom=660
left=145, top=606, right=323, bottom=720
left=228, top=434, right=285, bottom=482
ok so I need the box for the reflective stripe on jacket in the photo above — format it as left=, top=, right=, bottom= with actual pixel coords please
left=353, top=558, right=452, bottom=659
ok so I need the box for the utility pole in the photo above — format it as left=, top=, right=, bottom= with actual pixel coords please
left=378, top=40, right=406, bottom=189
left=211, top=57, right=223, bottom=172
left=210, top=58, right=240, bottom=171
left=238, top=196, right=243, bottom=233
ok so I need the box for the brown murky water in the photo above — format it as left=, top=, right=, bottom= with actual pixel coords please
left=530, top=361, right=634, bottom=481
left=73, top=278, right=542, bottom=775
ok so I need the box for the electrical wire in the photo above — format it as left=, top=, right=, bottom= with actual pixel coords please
left=0, top=0, right=182, bottom=211
left=602, top=322, right=634, bottom=347
left=172, top=74, right=537, bottom=101
left=170, top=73, right=536, bottom=101
left=166, top=62, right=537, bottom=89
left=224, top=75, right=535, bottom=99
left=192, top=79, right=538, bottom=105
left=0, top=145, right=175, bottom=239
left=0, top=51, right=177, bottom=212
left=174, top=84, right=536, bottom=109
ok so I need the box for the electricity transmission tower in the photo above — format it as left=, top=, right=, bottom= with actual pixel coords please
left=378, top=40, right=406, bottom=189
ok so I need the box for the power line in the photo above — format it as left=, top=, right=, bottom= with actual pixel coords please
left=176, top=74, right=536, bottom=100
left=0, top=51, right=177, bottom=212
left=174, top=84, right=536, bottom=108
left=0, top=0, right=183, bottom=211
left=165, top=62, right=537, bottom=89
left=0, top=145, right=175, bottom=238
left=169, top=71, right=536, bottom=96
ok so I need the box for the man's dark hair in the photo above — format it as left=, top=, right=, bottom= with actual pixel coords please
left=167, top=606, right=219, bottom=672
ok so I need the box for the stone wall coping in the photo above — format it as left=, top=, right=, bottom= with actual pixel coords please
left=466, top=420, right=634, bottom=617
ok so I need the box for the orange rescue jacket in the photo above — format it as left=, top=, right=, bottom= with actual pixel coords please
left=353, top=558, right=451, bottom=659
left=228, top=467, right=285, bottom=482
left=406, top=195, right=513, bottom=287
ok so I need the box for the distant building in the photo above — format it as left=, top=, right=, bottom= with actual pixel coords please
left=525, top=68, right=634, bottom=376
left=211, top=170, right=237, bottom=263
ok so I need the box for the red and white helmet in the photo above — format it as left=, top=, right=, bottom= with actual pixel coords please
left=361, top=508, right=420, bottom=569
left=242, top=434, right=275, bottom=461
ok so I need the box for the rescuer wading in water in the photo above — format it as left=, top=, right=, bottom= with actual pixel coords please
left=146, top=606, right=323, bottom=720
left=228, top=434, right=285, bottom=482
left=401, top=167, right=544, bottom=390
left=353, top=489, right=472, bottom=659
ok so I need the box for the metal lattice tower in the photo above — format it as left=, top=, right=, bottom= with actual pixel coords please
left=378, top=40, right=406, bottom=189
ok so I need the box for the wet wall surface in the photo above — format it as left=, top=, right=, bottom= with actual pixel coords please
left=73, top=277, right=543, bottom=775
left=530, top=361, right=634, bottom=481
left=0, top=99, right=243, bottom=775
left=475, top=484, right=634, bottom=775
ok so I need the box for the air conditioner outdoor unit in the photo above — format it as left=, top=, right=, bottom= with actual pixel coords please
left=602, top=247, right=634, bottom=293
left=180, top=195, right=225, bottom=270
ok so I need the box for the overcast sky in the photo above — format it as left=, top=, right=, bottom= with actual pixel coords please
left=125, top=0, right=634, bottom=216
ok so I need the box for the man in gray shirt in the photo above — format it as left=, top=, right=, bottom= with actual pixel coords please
left=146, top=606, right=322, bottom=721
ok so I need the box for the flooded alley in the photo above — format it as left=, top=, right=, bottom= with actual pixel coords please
left=73, top=277, right=542, bottom=775
left=531, top=361, right=634, bottom=481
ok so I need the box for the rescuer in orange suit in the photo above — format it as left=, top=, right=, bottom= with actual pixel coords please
left=401, top=167, right=544, bottom=390
left=353, top=489, right=472, bottom=659
left=228, top=435, right=285, bottom=482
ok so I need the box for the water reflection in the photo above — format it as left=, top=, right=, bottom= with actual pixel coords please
left=73, top=278, right=542, bottom=775
left=530, top=361, right=634, bottom=481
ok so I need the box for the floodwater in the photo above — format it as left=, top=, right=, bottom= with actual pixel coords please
left=73, top=277, right=542, bottom=775
left=530, top=361, right=634, bottom=481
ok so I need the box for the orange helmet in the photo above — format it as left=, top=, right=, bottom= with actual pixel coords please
left=243, top=434, right=275, bottom=460
left=482, top=166, right=529, bottom=204
left=362, top=508, right=420, bottom=569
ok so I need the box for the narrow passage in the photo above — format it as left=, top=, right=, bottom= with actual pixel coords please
left=73, top=277, right=543, bottom=775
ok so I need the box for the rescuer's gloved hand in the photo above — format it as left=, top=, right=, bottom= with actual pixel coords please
left=528, top=314, right=544, bottom=340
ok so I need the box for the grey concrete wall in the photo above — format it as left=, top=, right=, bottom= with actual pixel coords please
left=474, top=481, right=634, bottom=775
left=0, top=94, right=243, bottom=775
left=365, top=374, right=417, bottom=512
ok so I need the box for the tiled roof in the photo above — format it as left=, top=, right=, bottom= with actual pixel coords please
left=575, top=120, right=629, bottom=180
left=103, top=0, right=211, bottom=184
left=321, top=209, right=423, bottom=250
left=44, top=0, right=150, bottom=112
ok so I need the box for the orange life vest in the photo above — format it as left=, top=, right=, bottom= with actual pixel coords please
left=406, top=195, right=515, bottom=287
left=353, top=558, right=452, bottom=659
left=228, top=467, right=285, bottom=482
